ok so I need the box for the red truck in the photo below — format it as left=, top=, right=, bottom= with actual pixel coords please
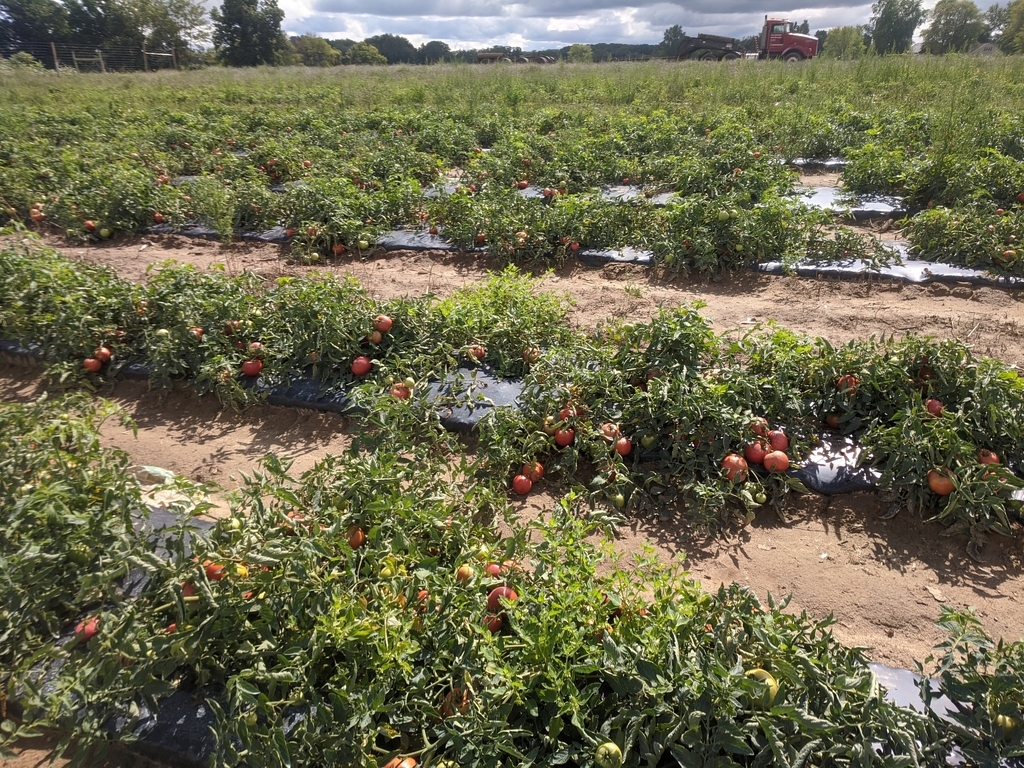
left=673, top=16, right=819, bottom=61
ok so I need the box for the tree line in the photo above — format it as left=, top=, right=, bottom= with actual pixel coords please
left=3, top=0, right=1024, bottom=70
left=810, top=0, right=1021, bottom=57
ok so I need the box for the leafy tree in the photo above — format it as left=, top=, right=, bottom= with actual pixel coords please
left=346, top=41, right=385, bottom=64
left=64, top=0, right=144, bottom=50
left=136, top=0, right=209, bottom=60
left=418, top=39, right=449, bottom=63
left=363, top=33, right=415, bottom=63
left=0, top=0, right=71, bottom=48
left=566, top=43, right=592, bottom=62
left=870, top=0, right=926, bottom=52
left=291, top=32, right=340, bottom=65
left=590, top=42, right=657, bottom=60
left=795, top=19, right=811, bottom=33
left=327, top=37, right=354, bottom=53
left=922, top=0, right=986, bottom=51
left=660, top=24, right=685, bottom=56
left=984, top=2, right=1009, bottom=41
left=1003, top=0, right=1024, bottom=50
left=211, top=0, right=287, bottom=66
left=814, top=29, right=829, bottom=49
left=821, top=25, right=868, bottom=57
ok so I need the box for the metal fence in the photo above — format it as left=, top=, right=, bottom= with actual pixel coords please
left=2, top=41, right=180, bottom=72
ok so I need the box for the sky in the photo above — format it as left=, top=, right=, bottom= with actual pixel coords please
left=275, top=0, right=882, bottom=50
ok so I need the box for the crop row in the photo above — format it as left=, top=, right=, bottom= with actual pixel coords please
left=1, top=393, right=1023, bottom=767
left=2, top=91, right=1024, bottom=274
left=2, top=241, right=1021, bottom=554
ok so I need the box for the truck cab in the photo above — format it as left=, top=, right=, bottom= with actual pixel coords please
left=758, top=17, right=818, bottom=60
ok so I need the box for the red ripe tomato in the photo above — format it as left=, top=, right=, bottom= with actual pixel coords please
left=153, top=212, right=164, bottom=224
left=925, top=398, right=945, bottom=417
left=165, top=623, right=177, bottom=635
left=614, top=436, right=632, bottom=456
left=600, top=422, right=620, bottom=442
left=484, top=613, right=503, bottom=633
left=181, top=581, right=197, bottom=598
left=189, top=326, right=204, bottom=340
left=350, top=356, right=372, bottom=376
left=977, top=448, right=1000, bottom=464
left=222, top=320, right=240, bottom=336
left=763, top=451, right=790, bottom=472
left=93, top=346, right=111, bottom=362
left=347, top=525, right=366, bottom=548
left=721, top=453, right=748, bottom=483
left=825, top=413, right=841, bottom=429
left=744, top=441, right=767, bottom=465
left=749, top=417, right=769, bottom=437
left=82, top=357, right=102, bottom=373
left=767, top=430, right=789, bottom=451
left=331, top=242, right=346, bottom=255
left=468, top=344, right=486, bottom=361
left=555, top=428, right=575, bottom=447
left=74, top=617, right=99, bottom=643
left=559, top=406, right=578, bottom=421
left=374, top=314, right=393, bottom=333
left=523, top=347, right=540, bottom=363
left=484, top=562, right=502, bottom=578
left=521, top=461, right=544, bottom=482
left=247, top=341, right=264, bottom=357
left=512, top=474, right=533, bottom=495
left=927, top=469, right=955, bottom=496
left=204, top=561, right=226, bottom=581
left=384, top=757, right=418, bottom=768
left=84, top=220, right=96, bottom=232
left=241, top=359, right=263, bottom=377
left=487, top=586, right=518, bottom=613
left=390, top=382, right=411, bottom=399
left=836, top=374, right=859, bottom=394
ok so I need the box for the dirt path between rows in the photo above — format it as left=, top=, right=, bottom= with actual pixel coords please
left=3, top=220, right=1024, bottom=765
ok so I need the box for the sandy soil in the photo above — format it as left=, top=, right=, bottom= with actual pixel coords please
left=4, top=207, right=1024, bottom=765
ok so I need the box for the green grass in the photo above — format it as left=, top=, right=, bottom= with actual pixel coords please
left=3, top=56, right=1024, bottom=119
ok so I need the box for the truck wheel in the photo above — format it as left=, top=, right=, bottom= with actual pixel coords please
left=783, top=51, right=804, bottom=62
left=699, top=51, right=720, bottom=61
left=723, top=52, right=742, bottom=61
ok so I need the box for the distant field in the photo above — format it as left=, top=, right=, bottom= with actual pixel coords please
left=2, top=57, right=1023, bottom=275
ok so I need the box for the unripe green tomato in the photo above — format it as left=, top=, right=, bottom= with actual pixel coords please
left=595, top=742, right=622, bottom=768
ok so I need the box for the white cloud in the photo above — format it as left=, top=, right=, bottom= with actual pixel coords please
left=279, top=0, right=880, bottom=47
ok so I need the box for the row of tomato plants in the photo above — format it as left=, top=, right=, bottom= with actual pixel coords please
left=2, top=94, right=1024, bottom=274
left=1, top=239, right=1021, bottom=549
left=1, top=392, right=1022, bottom=767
